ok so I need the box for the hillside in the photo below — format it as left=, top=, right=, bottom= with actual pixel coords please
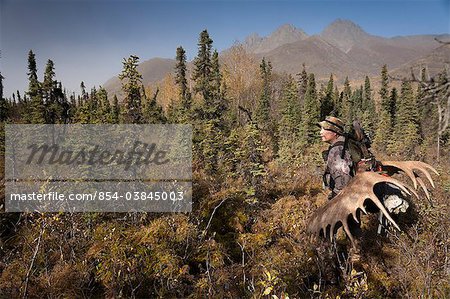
left=104, top=19, right=448, bottom=98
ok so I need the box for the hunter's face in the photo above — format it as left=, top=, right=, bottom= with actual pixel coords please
left=320, top=128, right=338, bottom=143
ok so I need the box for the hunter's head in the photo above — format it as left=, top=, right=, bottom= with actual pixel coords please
left=318, top=116, right=345, bottom=144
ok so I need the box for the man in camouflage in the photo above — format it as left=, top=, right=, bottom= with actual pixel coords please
left=318, top=116, right=353, bottom=200
left=317, top=116, right=362, bottom=268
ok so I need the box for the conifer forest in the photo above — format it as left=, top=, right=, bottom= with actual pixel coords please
left=0, top=30, right=449, bottom=298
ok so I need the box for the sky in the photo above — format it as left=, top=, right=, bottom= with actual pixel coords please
left=1, top=0, right=449, bottom=98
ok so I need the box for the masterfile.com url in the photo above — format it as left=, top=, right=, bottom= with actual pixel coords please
left=10, top=191, right=98, bottom=201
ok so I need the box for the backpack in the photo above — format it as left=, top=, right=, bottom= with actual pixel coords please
left=323, top=120, right=375, bottom=175
left=342, top=121, right=376, bottom=172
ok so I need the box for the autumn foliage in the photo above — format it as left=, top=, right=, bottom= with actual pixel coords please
left=0, top=33, right=449, bottom=298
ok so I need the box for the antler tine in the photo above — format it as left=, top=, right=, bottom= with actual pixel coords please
left=381, top=161, right=439, bottom=189
left=415, top=161, right=438, bottom=188
left=368, top=194, right=400, bottom=231
left=341, top=220, right=356, bottom=249
left=421, top=161, right=439, bottom=176
left=329, top=223, right=335, bottom=242
left=416, top=177, right=431, bottom=200
left=380, top=172, right=419, bottom=199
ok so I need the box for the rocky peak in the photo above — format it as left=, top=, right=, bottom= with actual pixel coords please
left=243, top=24, right=308, bottom=54
left=320, top=19, right=371, bottom=52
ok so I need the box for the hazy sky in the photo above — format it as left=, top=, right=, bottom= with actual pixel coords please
left=1, top=0, right=449, bottom=97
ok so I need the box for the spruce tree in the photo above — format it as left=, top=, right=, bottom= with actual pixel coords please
left=353, top=86, right=363, bottom=117
left=360, top=76, right=376, bottom=137
left=190, top=30, right=231, bottom=173
left=379, top=65, right=396, bottom=127
left=374, top=66, right=392, bottom=151
left=297, top=63, right=308, bottom=102
left=207, top=49, right=228, bottom=123
left=379, top=65, right=390, bottom=111
left=0, top=71, right=4, bottom=102
left=389, top=81, right=420, bottom=156
left=300, top=73, right=320, bottom=145
left=119, top=55, right=143, bottom=124
left=320, top=74, right=335, bottom=119
left=333, top=86, right=341, bottom=116
left=80, top=81, right=87, bottom=100
left=142, top=87, right=166, bottom=124
left=111, top=95, right=120, bottom=124
left=0, top=72, right=7, bottom=121
left=97, top=87, right=112, bottom=123
left=255, top=58, right=272, bottom=129
left=192, top=30, right=213, bottom=103
left=175, top=46, right=192, bottom=114
left=389, top=87, right=398, bottom=128
left=42, top=59, right=55, bottom=101
left=278, top=76, right=302, bottom=161
left=42, top=59, right=63, bottom=123
left=340, top=76, right=353, bottom=129
left=27, top=50, right=45, bottom=124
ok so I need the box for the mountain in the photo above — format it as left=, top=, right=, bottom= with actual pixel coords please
left=104, top=20, right=447, bottom=97
left=254, top=36, right=363, bottom=81
left=243, top=24, right=308, bottom=53
left=391, top=43, right=450, bottom=78
left=320, top=19, right=372, bottom=53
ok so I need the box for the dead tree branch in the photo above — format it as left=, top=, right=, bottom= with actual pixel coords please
left=434, top=37, right=450, bottom=45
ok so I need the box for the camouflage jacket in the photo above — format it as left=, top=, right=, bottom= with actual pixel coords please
left=323, top=136, right=353, bottom=199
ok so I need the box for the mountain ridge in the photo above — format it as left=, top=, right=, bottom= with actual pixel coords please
left=104, top=20, right=449, bottom=97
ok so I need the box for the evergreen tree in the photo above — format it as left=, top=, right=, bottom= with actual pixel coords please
left=0, top=71, right=4, bottom=101
left=111, top=95, right=120, bottom=124
left=27, top=50, right=45, bottom=123
left=191, top=31, right=227, bottom=123
left=340, top=76, right=353, bottom=129
left=278, top=76, right=302, bottom=161
left=333, top=86, right=341, bottom=116
left=42, top=59, right=55, bottom=101
left=379, top=65, right=390, bottom=111
left=320, top=74, right=335, bottom=119
left=80, top=81, right=87, bottom=100
left=175, top=46, right=192, bottom=113
left=75, top=93, right=93, bottom=124
left=89, top=87, right=100, bottom=122
left=190, top=31, right=230, bottom=173
left=192, top=30, right=213, bottom=103
left=142, top=87, right=166, bottom=124
left=374, top=66, right=394, bottom=151
left=97, top=87, right=112, bottom=123
left=373, top=109, right=391, bottom=151
left=389, top=81, right=420, bottom=156
left=42, top=59, right=64, bottom=123
left=119, top=55, right=143, bottom=123
left=255, top=58, right=272, bottom=129
left=211, top=50, right=221, bottom=98
left=379, top=64, right=396, bottom=128
left=300, top=73, right=320, bottom=145
left=206, top=49, right=228, bottom=123
left=360, top=76, right=377, bottom=137
left=297, top=64, right=308, bottom=103
left=389, top=87, right=398, bottom=128
left=0, top=72, right=7, bottom=121
left=352, top=86, right=363, bottom=117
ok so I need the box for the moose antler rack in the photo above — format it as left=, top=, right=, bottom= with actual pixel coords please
left=307, top=161, right=439, bottom=248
